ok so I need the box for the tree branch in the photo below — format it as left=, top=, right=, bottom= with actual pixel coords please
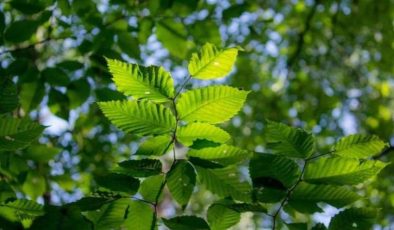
left=287, top=0, right=320, bottom=69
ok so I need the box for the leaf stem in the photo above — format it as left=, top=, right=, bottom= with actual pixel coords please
left=150, top=75, right=192, bottom=229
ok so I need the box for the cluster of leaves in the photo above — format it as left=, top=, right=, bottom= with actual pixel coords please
left=0, top=0, right=393, bottom=229
left=1, top=43, right=386, bottom=229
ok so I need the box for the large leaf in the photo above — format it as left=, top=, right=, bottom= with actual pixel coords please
left=0, top=199, right=44, bottom=222
left=123, top=200, right=154, bottom=230
left=187, top=144, right=250, bottom=166
left=106, top=58, right=174, bottom=102
left=196, top=166, right=251, bottom=202
left=0, top=117, right=45, bottom=151
left=117, top=159, right=162, bottom=177
left=163, top=216, right=210, bottom=230
left=176, top=86, right=249, bottom=124
left=167, top=161, right=196, bottom=206
left=98, top=100, right=176, bottom=136
left=139, top=174, right=165, bottom=203
left=250, top=153, right=300, bottom=188
left=135, top=135, right=172, bottom=156
left=177, top=122, right=230, bottom=146
left=95, top=173, right=140, bottom=195
left=304, top=157, right=388, bottom=185
left=188, top=43, right=238, bottom=79
left=328, top=208, right=377, bottom=230
left=86, top=199, right=129, bottom=230
left=207, top=203, right=240, bottom=230
left=265, top=121, right=315, bottom=158
left=332, top=134, right=387, bottom=159
left=289, top=183, right=360, bottom=213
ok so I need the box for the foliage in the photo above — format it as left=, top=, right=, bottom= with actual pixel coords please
left=0, top=0, right=393, bottom=229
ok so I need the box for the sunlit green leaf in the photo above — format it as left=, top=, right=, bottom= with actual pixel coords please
left=167, top=161, right=196, bottom=206
left=106, top=58, right=174, bottom=102
left=332, top=134, right=387, bottom=159
left=188, top=43, right=238, bottom=79
left=177, top=86, right=249, bottom=124
left=98, top=100, right=176, bottom=136
left=177, top=122, right=230, bottom=146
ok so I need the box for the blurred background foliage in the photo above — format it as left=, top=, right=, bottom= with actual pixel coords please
left=0, top=0, right=393, bottom=229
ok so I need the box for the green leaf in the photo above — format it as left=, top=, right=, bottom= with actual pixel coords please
left=286, top=223, right=308, bottom=230
left=250, top=153, right=300, bottom=188
left=207, top=204, right=240, bottom=230
left=224, top=203, right=267, bottom=213
left=4, top=20, right=39, bottom=43
left=332, top=134, right=387, bottom=159
left=156, top=19, right=194, bottom=59
left=106, top=58, right=174, bottom=102
left=177, top=122, right=230, bottom=146
left=196, top=166, right=251, bottom=202
left=42, top=67, right=70, bottom=86
left=289, top=183, right=360, bottom=213
left=69, top=197, right=113, bottom=211
left=117, top=159, right=162, bottom=177
left=328, top=208, right=377, bottom=230
left=177, top=86, right=249, bottom=124
left=19, top=81, right=46, bottom=112
left=265, top=121, right=315, bottom=158
left=135, top=135, right=172, bottom=156
left=139, top=174, right=165, bottom=203
left=22, top=172, right=46, bottom=200
left=0, top=199, right=44, bottom=222
left=123, top=200, right=154, bottom=230
left=254, top=188, right=287, bottom=203
left=86, top=198, right=129, bottom=230
left=188, top=43, right=238, bottom=79
left=0, top=79, right=18, bottom=114
left=95, top=173, right=140, bottom=195
left=117, top=32, right=140, bottom=59
left=190, top=20, right=222, bottom=46
left=23, top=145, right=61, bottom=162
left=163, top=216, right=210, bottom=230
left=167, top=161, right=196, bottom=206
left=0, top=117, right=45, bottom=152
left=187, top=144, right=250, bottom=166
left=98, top=100, right=176, bottom=136
left=304, top=157, right=388, bottom=185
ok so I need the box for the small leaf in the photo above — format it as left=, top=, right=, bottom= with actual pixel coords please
left=328, top=208, right=377, bottom=230
left=207, top=204, right=240, bottom=230
left=187, top=144, right=250, bottom=166
left=117, top=159, right=162, bottom=177
left=177, top=86, right=249, bottom=124
left=196, top=166, right=251, bottom=202
left=177, top=122, right=230, bottom=146
left=4, top=20, right=38, bottom=43
left=0, top=78, right=18, bottom=114
left=135, top=135, right=172, bottom=156
left=265, top=121, right=315, bottom=158
left=98, top=100, right=176, bottom=136
left=167, top=161, right=196, bottom=206
left=332, top=134, right=387, bottom=159
left=95, top=173, right=140, bottom=195
left=304, top=157, right=388, bottom=185
left=106, top=58, right=174, bottom=102
left=163, top=216, right=209, bottom=230
left=188, top=43, right=238, bottom=79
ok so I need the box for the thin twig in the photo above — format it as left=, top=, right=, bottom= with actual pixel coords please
left=271, top=160, right=308, bottom=229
